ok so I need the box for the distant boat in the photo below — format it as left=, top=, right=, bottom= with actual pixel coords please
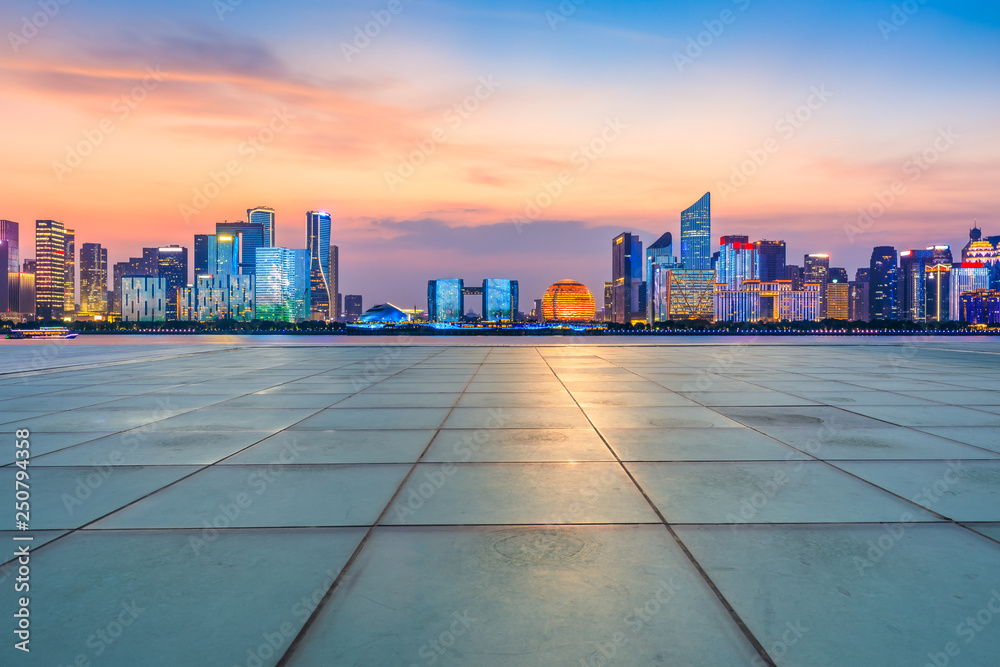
left=6, top=327, right=79, bottom=340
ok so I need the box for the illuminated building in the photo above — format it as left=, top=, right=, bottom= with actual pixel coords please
left=156, top=246, right=188, bottom=320
left=717, top=236, right=756, bottom=289
left=542, top=280, right=595, bottom=323
left=248, top=206, right=276, bottom=247
left=216, top=222, right=265, bottom=275
left=645, top=233, right=673, bottom=323
left=924, top=263, right=951, bottom=322
left=255, top=247, right=310, bottom=322
left=826, top=282, right=849, bottom=320
left=680, top=192, right=712, bottom=271
left=960, top=289, right=1000, bottom=325
left=951, top=263, right=990, bottom=321
left=192, top=274, right=255, bottom=322
left=428, top=279, right=464, bottom=322
left=603, top=282, right=613, bottom=322
left=329, top=245, right=339, bottom=320
left=6, top=270, right=34, bottom=318
left=214, top=234, right=239, bottom=277
left=194, top=234, right=211, bottom=274
left=900, top=246, right=952, bottom=322
left=650, top=268, right=715, bottom=322
left=358, top=303, right=410, bottom=324
left=849, top=279, right=869, bottom=321
left=63, top=228, right=75, bottom=313
left=344, top=295, right=363, bottom=321
left=869, top=246, right=898, bottom=320
left=122, top=276, right=167, bottom=322
left=755, top=240, right=786, bottom=281
left=35, top=219, right=66, bottom=320
left=612, top=232, right=644, bottom=324
left=714, top=281, right=821, bottom=322
left=804, top=254, right=830, bottom=317
left=0, top=220, right=18, bottom=274
left=306, top=211, right=332, bottom=319
left=79, top=243, right=108, bottom=314
left=482, top=279, right=519, bottom=321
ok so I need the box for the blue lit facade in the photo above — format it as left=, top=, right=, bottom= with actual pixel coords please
left=717, top=235, right=758, bottom=289
left=645, top=232, right=673, bottom=324
left=306, top=211, right=332, bottom=319
left=714, top=281, right=821, bottom=322
left=255, top=247, right=310, bottom=322
left=482, top=279, right=518, bottom=321
left=248, top=207, right=276, bottom=247
left=189, top=274, right=255, bottom=322
left=122, top=276, right=167, bottom=322
left=428, top=279, right=464, bottom=322
left=680, top=192, right=711, bottom=271
left=612, top=232, right=645, bottom=324
left=216, top=222, right=265, bottom=275
left=951, top=264, right=990, bottom=321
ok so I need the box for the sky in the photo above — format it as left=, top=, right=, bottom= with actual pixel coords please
left=2, top=0, right=999, bottom=308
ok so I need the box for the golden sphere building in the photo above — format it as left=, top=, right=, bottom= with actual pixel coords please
left=542, top=280, right=596, bottom=323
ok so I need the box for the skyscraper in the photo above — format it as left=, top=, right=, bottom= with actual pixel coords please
left=63, top=228, right=75, bottom=313
left=645, top=232, right=673, bottom=323
left=194, top=234, right=211, bottom=275
left=306, top=211, right=332, bottom=319
left=344, top=295, right=363, bottom=321
left=754, top=240, right=786, bottom=282
left=804, top=254, right=830, bottom=317
left=122, top=276, right=167, bottom=322
left=482, top=279, right=519, bottom=321
left=35, top=220, right=65, bottom=320
left=248, top=206, right=276, bottom=247
left=869, top=246, right=898, bottom=320
left=612, top=232, right=644, bottom=324
left=924, top=263, right=951, bottom=323
left=899, top=249, right=933, bottom=322
left=216, top=222, right=265, bottom=275
left=0, top=220, right=18, bottom=274
left=156, top=246, right=188, bottom=320
left=951, top=263, right=990, bottom=321
left=680, top=192, right=711, bottom=271
left=849, top=269, right=870, bottom=322
left=79, top=243, right=108, bottom=313
left=255, top=247, right=310, bottom=322
left=717, top=235, right=756, bottom=289
left=427, top=279, right=463, bottom=322
left=0, top=242, right=7, bottom=313
left=329, top=245, right=339, bottom=321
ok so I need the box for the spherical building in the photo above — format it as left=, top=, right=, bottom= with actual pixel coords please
left=542, top=280, right=596, bottom=323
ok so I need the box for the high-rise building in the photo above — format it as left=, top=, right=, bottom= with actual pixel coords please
left=717, top=235, right=756, bottom=289
left=79, top=243, right=108, bottom=314
left=803, top=254, right=830, bottom=317
left=156, top=246, right=188, bottom=320
left=344, top=295, right=363, bottom=321
left=190, top=274, right=255, bottom=322
left=869, top=246, right=898, bottom=320
left=603, top=282, right=613, bottom=323
left=755, top=240, right=786, bottom=282
left=194, top=234, right=211, bottom=275
left=35, top=220, right=65, bottom=320
left=427, top=279, right=464, bottom=322
left=0, top=220, right=19, bottom=274
left=22, top=259, right=36, bottom=274
left=329, top=245, right=339, bottom=321
left=248, top=207, right=276, bottom=247
left=482, top=279, right=519, bottom=321
left=714, top=281, right=821, bottom=322
left=63, top=228, right=75, bottom=313
left=216, top=222, right=265, bottom=275
left=849, top=280, right=870, bottom=322
left=0, top=242, right=7, bottom=312
left=213, top=234, right=239, bottom=276
left=645, top=233, right=673, bottom=324
left=784, top=264, right=803, bottom=289
left=960, top=289, right=1000, bottom=325
left=680, top=192, right=711, bottom=270
left=649, top=268, right=714, bottom=322
left=6, top=271, right=35, bottom=318
left=612, top=232, right=644, bottom=324
left=951, top=263, right=990, bottom=321
left=900, top=245, right=953, bottom=322
left=962, top=225, right=1000, bottom=289
left=829, top=268, right=849, bottom=284
left=255, top=247, right=310, bottom=322
left=924, top=263, right=951, bottom=323
left=306, top=211, right=332, bottom=319
left=827, top=282, right=850, bottom=320
left=122, top=276, right=167, bottom=322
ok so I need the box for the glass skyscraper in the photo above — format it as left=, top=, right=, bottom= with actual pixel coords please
left=869, top=246, right=898, bottom=320
left=428, top=279, right=464, bottom=322
left=482, top=279, right=518, bottom=321
left=680, top=192, right=711, bottom=271
left=306, top=211, right=332, bottom=319
left=717, top=236, right=756, bottom=289
left=0, top=220, right=18, bottom=274
left=248, top=206, right=276, bottom=247
left=645, top=232, right=673, bottom=323
left=951, top=263, right=990, bottom=321
left=612, top=232, right=644, bottom=324
left=216, top=222, right=265, bottom=275
left=64, top=228, right=75, bottom=313
left=156, top=246, right=188, bottom=320
left=35, top=219, right=65, bottom=320
left=79, top=242, right=108, bottom=313
left=255, top=247, right=310, bottom=322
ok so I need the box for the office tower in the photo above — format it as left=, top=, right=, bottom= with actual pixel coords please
left=329, top=245, right=339, bottom=320
left=306, top=211, right=333, bottom=319
left=680, top=192, right=711, bottom=270
left=344, top=295, right=363, bottom=321
left=603, top=282, right=613, bottom=322
left=121, top=277, right=167, bottom=322
left=248, top=206, right=276, bottom=247
left=612, top=232, right=644, bottom=324
left=216, top=222, right=265, bottom=275
left=714, top=281, right=821, bottom=322
left=255, top=247, right=310, bottom=322
left=650, top=268, right=715, bottom=322
left=925, top=263, right=951, bottom=322
left=194, top=234, right=211, bottom=275
left=427, top=279, right=464, bottom=322
left=783, top=264, right=802, bottom=290
left=156, top=246, right=188, bottom=320
left=337, top=293, right=343, bottom=321
left=541, top=280, right=595, bottom=323
left=482, top=279, right=519, bottom=321
left=35, top=220, right=65, bottom=320
left=0, top=220, right=19, bottom=273
left=194, top=274, right=255, bottom=322
left=898, top=249, right=932, bottom=322
left=829, top=268, right=849, bottom=284
left=645, top=233, right=674, bottom=323
left=717, top=236, right=756, bottom=289
left=951, top=263, right=990, bottom=321
left=856, top=268, right=871, bottom=283
left=755, top=240, right=786, bottom=282
left=63, top=228, right=75, bottom=313
left=79, top=243, right=108, bottom=314
left=869, top=246, right=898, bottom=320
left=0, top=242, right=7, bottom=312
left=960, top=289, right=1000, bottom=324
left=532, top=298, right=543, bottom=321
left=7, top=271, right=35, bottom=317
left=803, top=254, right=830, bottom=318
left=213, top=234, right=239, bottom=276
left=827, top=282, right=850, bottom=320
left=849, top=280, right=870, bottom=322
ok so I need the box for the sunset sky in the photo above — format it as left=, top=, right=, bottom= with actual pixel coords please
left=2, top=0, right=998, bottom=308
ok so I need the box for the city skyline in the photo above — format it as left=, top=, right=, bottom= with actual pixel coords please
left=2, top=1, right=999, bottom=306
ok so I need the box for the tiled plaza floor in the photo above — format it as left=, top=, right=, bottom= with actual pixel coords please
left=2, top=340, right=1000, bottom=666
